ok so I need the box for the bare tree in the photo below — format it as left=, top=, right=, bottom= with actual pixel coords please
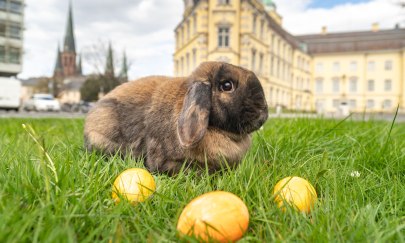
left=81, top=39, right=112, bottom=75
left=80, top=39, right=132, bottom=78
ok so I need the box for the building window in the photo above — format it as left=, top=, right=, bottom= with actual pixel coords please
left=315, top=62, right=323, bottom=72
left=275, top=89, right=279, bottom=104
left=385, top=60, right=392, bottom=70
left=181, top=57, right=184, bottom=76
left=383, top=100, right=392, bottom=109
left=0, top=0, right=6, bottom=10
left=0, top=21, right=5, bottom=37
left=270, top=57, right=273, bottom=76
left=349, top=99, right=357, bottom=109
left=384, top=79, right=392, bottom=91
left=367, top=99, right=375, bottom=109
left=259, top=53, right=264, bottom=74
left=218, top=0, right=231, bottom=4
left=277, top=60, right=281, bottom=78
left=260, top=19, right=264, bottom=39
left=187, top=21, right=190, bottom=41
left=332, top=78, right=340, bottom=93
left=269, top=87, right=273, bottom=103
left=192, top=49, right=197, bottom=69
left=349, top=77, right=357, bottom=93
left=280, top=62, right=284, bottom=79
left=332, top=99, right=340, bottom=109
left=10, top=1, right=23, bottom=14
left=0, top=45, right=5, bottom=62
left=315, top=78, right=323, bottom=93
left=367, top=80, right=375, bottom=91
left=251, top=49, right=256, bottom=71
left=9, top=24, right=21, bottom=39
left=332, top=62, right=340, bottom=72
left=176, top=32, right=179, bottom=48
left=218, top=26, right=230, bottom=48
left=181, top=28, right=184, bottom=46
left=277, top=39, right=281, bottom=56
left=9, top=47, right=20, bottom=64
left=193, top=14, right=197, bottom=34
left=368, top=61, right=375, bottom=71
left=349, top=61, right=357, bottom=72
left=186, top=53, right=190, bottom=74
left=252, top=14, right=257, bottom=34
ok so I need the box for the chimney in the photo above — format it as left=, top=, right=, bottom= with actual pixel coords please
left=372, top=23, right=379, bottom=32
left=321, top=26, right=327, bottom=35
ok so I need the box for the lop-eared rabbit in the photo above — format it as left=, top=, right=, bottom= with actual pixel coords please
left=84, top=62, right=268, bottom=175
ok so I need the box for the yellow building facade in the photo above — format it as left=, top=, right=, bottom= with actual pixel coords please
left=300, top=28, right=405, bottom=114
left=174, top=0, right=405, bottom=114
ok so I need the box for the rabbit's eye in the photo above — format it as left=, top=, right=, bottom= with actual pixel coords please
left=220, top=80, right=234, bottom=92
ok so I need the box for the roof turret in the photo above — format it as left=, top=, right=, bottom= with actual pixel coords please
left=263, top=0, right=277, bottom=10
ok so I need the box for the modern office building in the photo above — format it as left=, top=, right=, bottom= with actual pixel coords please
left=0, top=0, right=24, bottom=77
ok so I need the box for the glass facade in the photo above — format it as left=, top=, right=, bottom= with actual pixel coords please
left=0, top=0, right=23, bottom=14
left=0, top=46, right=5, bottom=62
left=0, top=0, right=24, bottom=76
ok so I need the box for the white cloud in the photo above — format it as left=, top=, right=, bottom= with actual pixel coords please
left=19, top=0, right=403, bottom=80
left=20, top=0, right=183, bottom=80
left=274, top=0, right=404, bottom=35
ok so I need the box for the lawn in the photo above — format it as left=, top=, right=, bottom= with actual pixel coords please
left=0, top=117, right=404, bottom=242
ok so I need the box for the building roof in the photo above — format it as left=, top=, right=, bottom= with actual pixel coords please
left=63, top=76, right=87, bottom=91
left=63, top=1, right=76, bottom=53
left=297, top=28, right=405, bottom=54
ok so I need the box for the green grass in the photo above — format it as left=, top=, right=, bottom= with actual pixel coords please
left=0, top=117, right=404, bottom=242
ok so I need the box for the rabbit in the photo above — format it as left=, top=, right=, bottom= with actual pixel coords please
left=84, top=62, right=268, bottom=175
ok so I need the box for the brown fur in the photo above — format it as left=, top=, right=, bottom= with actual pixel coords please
left=84, top=62, right=268, bottom=175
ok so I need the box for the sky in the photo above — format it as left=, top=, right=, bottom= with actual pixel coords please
left=19, top=0, right=404, bottom=80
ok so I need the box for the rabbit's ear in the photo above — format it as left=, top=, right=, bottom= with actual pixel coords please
left=177, top=81, right=211, bottom=149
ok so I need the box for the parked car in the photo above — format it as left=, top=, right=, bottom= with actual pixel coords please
left=0, top=77, right=22, bottom=111
left=23, top=94, right=61, bottom=112
left=61, top=101, right=94, bottom=113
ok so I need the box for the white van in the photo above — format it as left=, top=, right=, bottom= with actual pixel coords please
left=0, top=77, right=22, bottom=111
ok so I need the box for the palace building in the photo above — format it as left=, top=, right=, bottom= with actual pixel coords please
left=174, top=0, right=405, bottom=114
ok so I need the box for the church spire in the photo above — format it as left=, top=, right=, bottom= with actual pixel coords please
left=76, top=54, right=82, bottom=75
left=53, top=44, right=63, bottom=77
left=119, top=50, right=128, bottom=82
left=105, top=42, right=115, bottom=77
left=63, top=0, right=76, bottom=53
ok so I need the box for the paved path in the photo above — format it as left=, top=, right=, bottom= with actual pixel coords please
left=269, top=113, right=405, bottom=122
left=0, top=111, right=86, bottom=119
left=1, top=111, right=404, bottom=122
